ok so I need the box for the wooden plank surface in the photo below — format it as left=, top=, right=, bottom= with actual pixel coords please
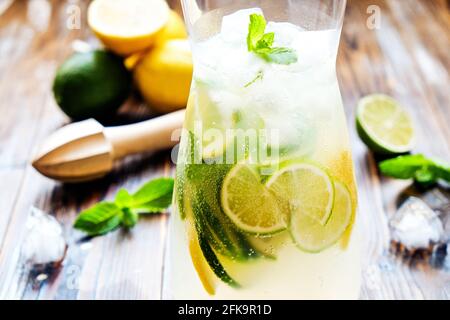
left=0, top=0, right=449, bottom=300
left=338, top=0, right=450, bottom=300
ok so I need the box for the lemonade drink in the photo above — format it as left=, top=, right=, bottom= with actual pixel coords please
left=170, top=3, right=360, bottom=299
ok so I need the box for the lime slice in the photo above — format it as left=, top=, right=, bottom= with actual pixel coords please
left=183, top=163, right=263, bottom=261
left=289, top=181, right=353, bottom=252
left=184, top=194, right=216, bottom=295
left=221, top=164, right=286, bottom=235
left=185, top=193, right=239, bottom=293
left=356, top=94, right=415, bottom=155
left=267, top=163, right=334, bottom=225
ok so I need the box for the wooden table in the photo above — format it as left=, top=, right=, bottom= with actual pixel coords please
left=0, top=0, right=449, bottom=300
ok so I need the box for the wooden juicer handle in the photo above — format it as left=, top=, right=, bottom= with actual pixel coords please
left=32, top=110, right=185, bottom=183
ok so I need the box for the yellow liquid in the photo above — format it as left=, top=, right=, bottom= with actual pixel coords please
left=170, top=217, right=361, bottom=299
left=169, top=10, right=361, bottom=299
left=170, top=130, right=361, bottom=299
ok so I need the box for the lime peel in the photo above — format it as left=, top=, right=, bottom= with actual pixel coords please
left=356, top=94, right=415, bottom=155
left=290, top=181, right=353, bottom=253
left=267, top=163, right=335, bottom=226
left=221, top=164, right=287, bottom=235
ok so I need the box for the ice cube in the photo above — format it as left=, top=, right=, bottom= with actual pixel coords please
left=266, top=22, right=302, bottom=47
left=290, top=30, right=335, bottom=70
left=220, top=8, right=263, bottom=44
left=390, top=197, right=444, bottom=249
left=21, top=207, right=67, bottom=267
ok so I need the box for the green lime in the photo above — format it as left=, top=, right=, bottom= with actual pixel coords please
left=181, top=159, right=262, bottom=260
left=289, top=181, right=353, bottom=252
left=267, top=162, right=335, bottom=225
left=356, top=94, right=415, bottom=155
left=53, top=50, right=131, bottom=120
left=185, top=196, right=239, bottom=293
left=221, top=164, right=286, bottom=235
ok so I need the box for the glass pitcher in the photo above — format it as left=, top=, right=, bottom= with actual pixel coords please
left=170, top=0, right=360, bottom=299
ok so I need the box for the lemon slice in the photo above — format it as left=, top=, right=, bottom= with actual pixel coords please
left=326, top=151, right=358, bottom=249
left=88, top=0, right=170, bottom=56
left=187, top=222, right=216, bottom=296
left=267, top=163, right=335, bottom=225
left=221, top=164, right=286, bottom=235
left=356, top=94, right=415, bottom=155
left=289, top=181, right=353, bottom=252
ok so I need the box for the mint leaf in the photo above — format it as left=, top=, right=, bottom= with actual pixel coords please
left=247, top=14, right=266, bottom=51
left=247, top=14, right=297, bottom=65
left=132, top=177, right=174, bottom=206
left=433, top=159, right=450, bottom=181
left=379, top=154, right=432, bottom=179
left=74, top=177, right=175, bottom=236
left=414, top=167, right=436, bottom=184
left=122, top=208, right=138, bottom=228
left=379, top=154, right=450, bottom=185
left=132, top=192, right=174, bottom=214
left=256, top=32, right=274, bottom=49
left=115, top=188, right=133, bottom=208
left=256, top=47, right=298, bottom=65
left=74, top=202, right=122, bottom=236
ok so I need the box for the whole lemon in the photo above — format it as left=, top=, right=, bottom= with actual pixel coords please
left=134, top=39, right=193, bottom=113
left=124, top=10, right=188, bottom=70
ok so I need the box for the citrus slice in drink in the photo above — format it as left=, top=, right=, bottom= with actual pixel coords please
left=356, top=94, right=415, bottom=155
left=267, top=163, right=334, bottom=225
left=327, top=151, right=358, bottom=249
left=187, top=223, right=217, bottom=296
left=289, top=181, right=353, bottom=252
left=185, top=194, right=239, bottom=294
left=221, top=164, right=286, bottom=234
left=88, top=0, right=170, bottom=56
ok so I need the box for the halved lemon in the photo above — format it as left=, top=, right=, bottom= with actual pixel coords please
left=88, top=0, right=170, bottom=56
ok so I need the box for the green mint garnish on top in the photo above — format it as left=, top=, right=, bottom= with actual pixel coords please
left=247, top=14, right=298, bottom=65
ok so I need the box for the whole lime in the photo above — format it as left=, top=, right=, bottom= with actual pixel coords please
left=53, top=50, right=131, bottom=120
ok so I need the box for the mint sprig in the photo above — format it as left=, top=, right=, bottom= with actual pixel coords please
left=73, top=203, right=122, bottom=236
left=247, top=14, right=297, bottom=65
left=379, top=154, right=450, bottom=186
left=74, top=178, right=174, bottom=236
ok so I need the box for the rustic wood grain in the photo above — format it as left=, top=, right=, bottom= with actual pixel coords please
left=0, top=0, right=449, bottom=300
left=338, top=0, right=450, bottom=300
